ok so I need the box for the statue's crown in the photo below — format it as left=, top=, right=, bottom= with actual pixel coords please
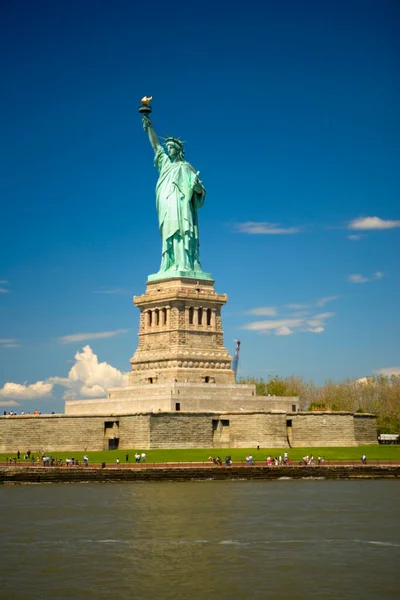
left=163, top=136, right=185, bottom=151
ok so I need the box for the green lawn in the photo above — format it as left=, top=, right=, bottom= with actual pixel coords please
left=1, top=445, right=400, bottom=464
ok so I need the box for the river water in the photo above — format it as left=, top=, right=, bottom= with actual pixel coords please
left=0, top=480, right=399, bottom=599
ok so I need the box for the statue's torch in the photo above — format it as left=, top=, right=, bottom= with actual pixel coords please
left=139, top=96, right=152, bottom=116
left=139, top=96, right=152, bottom=131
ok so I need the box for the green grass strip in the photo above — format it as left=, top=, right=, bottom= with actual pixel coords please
left=1, top=445, right=399, bottom=464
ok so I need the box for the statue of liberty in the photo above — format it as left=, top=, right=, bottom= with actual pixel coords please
left=141, top=102, right=212, bottom=282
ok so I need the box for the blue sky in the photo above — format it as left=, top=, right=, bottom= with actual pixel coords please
left=1, top=0, right=399, bottom=413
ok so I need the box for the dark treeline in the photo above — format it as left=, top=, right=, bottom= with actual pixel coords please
left=238, top=375, right=400, bottom=434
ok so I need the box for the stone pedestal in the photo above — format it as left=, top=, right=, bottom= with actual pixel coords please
left=128, top=277, right=235, bottom=385
left=67, top=382, right=263, bottom=415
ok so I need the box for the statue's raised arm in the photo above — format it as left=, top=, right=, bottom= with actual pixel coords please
left=142, top=115, right=161, bottom=154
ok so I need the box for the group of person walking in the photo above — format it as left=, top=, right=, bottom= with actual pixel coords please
left=118, top=452, right=146, bottom=464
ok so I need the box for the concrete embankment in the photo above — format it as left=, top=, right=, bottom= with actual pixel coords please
left=1, top=465, right=399, bottom=484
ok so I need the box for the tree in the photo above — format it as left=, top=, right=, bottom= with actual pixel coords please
left=239, top=374, right=400, bottom=433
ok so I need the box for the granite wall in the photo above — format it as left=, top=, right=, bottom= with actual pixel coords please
left=290, top=413, right=358, bottom=447
left=353, top=414, right=378, bottom=445
left=0, top=411, right=377, bottom=452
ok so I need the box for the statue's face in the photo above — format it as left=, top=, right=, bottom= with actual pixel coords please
left=167, top=143, right=178, bottom=159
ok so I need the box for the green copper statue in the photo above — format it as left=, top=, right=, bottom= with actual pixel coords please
left=140, top=98, right=212, bottom=282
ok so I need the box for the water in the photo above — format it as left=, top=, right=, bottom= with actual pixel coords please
left=0, top=480, right=399, bottom=599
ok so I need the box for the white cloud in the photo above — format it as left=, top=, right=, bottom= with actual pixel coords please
left=348, top=216, right=400, bottom=230
left=50, top=345, right=129, bottom=399
left=0, top=280, right=10, bottom=293
left=0, top=346, right=129, bottom=403
left=0, top=400, right=20, bottom=407
left=244, top=317, right=303, bottom=332
left=373, top=366, right=400, bottom=376
left=348, top=274, right=369, bottom=284
left=59, top=329, right=129, bottom=344
left=306, top=312, right=335, bottom=327
left=235, top=222, right=301, bottom=235
left=348, top=272, right=384, bottom=284
left=286, top=297, right=339, bottom=311
left=0, top=338, right=19, bottom=348
left=0, top=381, right=53, bottom=400
left=315, top=295, right=339, bottom=307
left=348, top=234, right=366, bottom=241
left=276, top=326, right=293, bottom=336
left=312, top=311, right=335, bottom=320
left=242, top=312, right=335, bottom=336
left=246, top=306, right=277, bottom=316
left=286, top=303, right=310, bottom=310
left=92, top=288, right=127, bottom=295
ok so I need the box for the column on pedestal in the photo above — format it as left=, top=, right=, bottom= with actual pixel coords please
left=211, top=308, right=216, bottom=329
left=166, top=306, right=171, bottom=328
left=193, top=307, right=199, bottom=329
left=145, top=309, right=151, bottom=329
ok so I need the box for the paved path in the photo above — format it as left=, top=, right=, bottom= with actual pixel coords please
left=2, top=460, right=400, bottom=469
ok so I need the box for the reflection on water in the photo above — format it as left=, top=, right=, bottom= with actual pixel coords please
left=0, top=480, right=399, bottom=599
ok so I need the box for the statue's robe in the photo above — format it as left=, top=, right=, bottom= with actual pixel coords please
left=154, top=146, right=205, bottom=273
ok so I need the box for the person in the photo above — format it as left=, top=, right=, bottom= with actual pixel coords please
left=125, top=453, right=129, bottom=463
left=141, top=452, right=146, bottom=463
left=17, top=450, right=20, bottom=459
left=361, top=454, right=367, bottom=464
left=116, top=458, right=120, bottom=465
left=142, top=114, right=207, bottom=277
left=135, top=452, right=140, bottom=463
left=83, top=455, right=88, bottom=467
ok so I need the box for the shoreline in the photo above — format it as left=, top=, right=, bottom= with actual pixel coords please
left=1, top=464, right=399, bottom=484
